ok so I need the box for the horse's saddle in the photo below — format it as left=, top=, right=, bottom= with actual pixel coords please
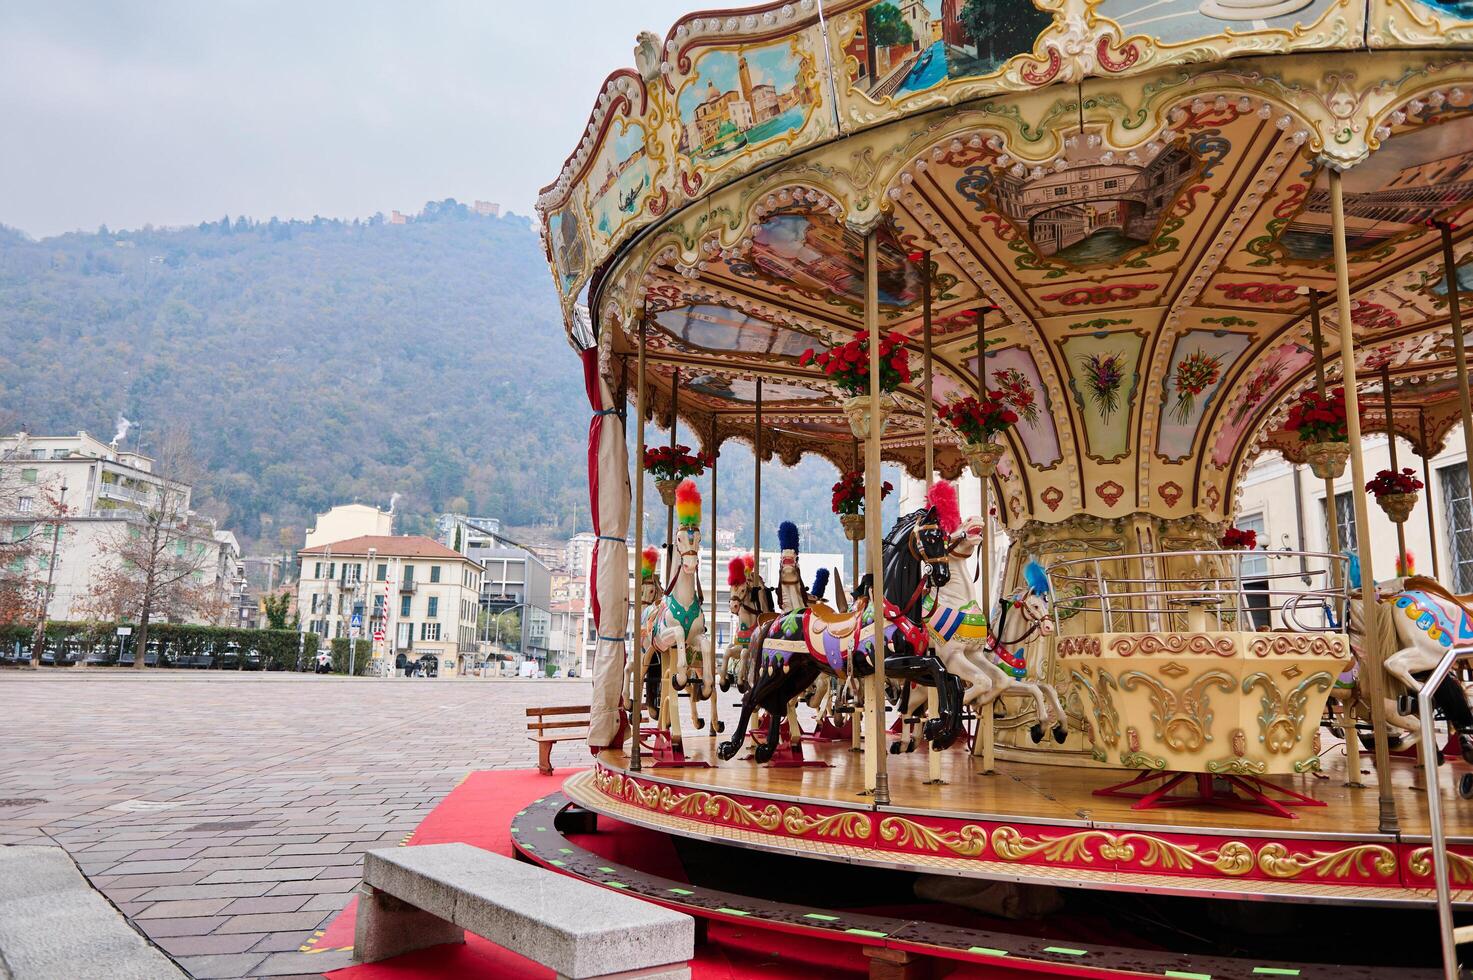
left=805, top=598, right=867, bottom=639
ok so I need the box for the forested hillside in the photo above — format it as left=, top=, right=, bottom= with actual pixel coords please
left=0, top=203, right=865, bottom=555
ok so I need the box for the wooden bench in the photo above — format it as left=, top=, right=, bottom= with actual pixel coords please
left=354, top=843, right=693, bottom=979
left=527, top=705, right=590, bottom=774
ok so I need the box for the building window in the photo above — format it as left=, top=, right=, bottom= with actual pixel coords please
left=396, top=622, right=412, bottom=648
left=1442, top=464, right=1473, bottom=591
left=20, top=468, right=37, bottom=483
left=1320, top=491, right=1357, bottom=554
left=421, top=622, right=441, bottom=641
left=400, top=594, right=411, bottom=616
left=403, top=565, right=414, bottom=586
left=427, top=596, right=439, bottom=618
left=430, top=565, right=441, bottom=583
left=376, top=563, right=387, bottom=581
left=1237, top=513, right=1268, bottom=579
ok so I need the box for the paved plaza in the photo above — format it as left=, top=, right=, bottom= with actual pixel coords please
left=0, top=671, right=594, bottom=979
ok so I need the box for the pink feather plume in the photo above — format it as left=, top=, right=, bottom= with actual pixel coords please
left=927, top=480, right=961, bottom=535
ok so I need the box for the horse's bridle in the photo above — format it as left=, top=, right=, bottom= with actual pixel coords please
left=995, top=592, right=1047, bottom=647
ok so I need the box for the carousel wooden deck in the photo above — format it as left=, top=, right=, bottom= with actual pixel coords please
left=565, top=734, right=1473, bottom=907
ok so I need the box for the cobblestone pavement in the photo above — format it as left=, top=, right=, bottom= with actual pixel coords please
left=0, top=671, right=594, bottom=980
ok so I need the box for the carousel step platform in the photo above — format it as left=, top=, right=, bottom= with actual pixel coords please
left=354, top=842, right=695, bottom=979
left=518, top=790, right=1439, bottom=980
left=527, top=704, right=592, bottom=774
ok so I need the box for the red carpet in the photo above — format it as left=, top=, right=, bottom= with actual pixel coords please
left=319, top=767, right=1020, bottom=979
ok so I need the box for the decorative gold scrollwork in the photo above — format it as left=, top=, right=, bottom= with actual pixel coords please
left=1070, top=668, right=1121, bottom=748
left=1257, top=843, right=1398, bottom=880
left=1109, top=633, right=1236, bottom=657
left=878, top=816, right=988, bottom=857
left=1206, top=757, right=1267, bottom=775
left=1120, top=669, right=1235, bottom=753
left=992, top=826, right=1107, bottom=863
left=1248, top=635, right=1346, bottom=658
left=781, top=807, right=872, bottom=839
left=1120, top=750, right=1168, bottom=769
left=1408, top=847, right=1473, bottom=885
left=1244, top=671, right=1335, bottom=755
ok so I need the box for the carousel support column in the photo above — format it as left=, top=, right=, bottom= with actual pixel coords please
left=1381, top=364, right=1408, bottom=567
left=630, top=319, right=649, bottom=772
left=1436, top=220, right=1473, bottom=498
left=666, top=374, right=680, bottom=585
left=1332, top=169, right=1397, bottom=832
left=865, top=230, right=891, bottom=805
left=660, top=371, right=680, bottom=744
left=974, top=307, right=997, bottom=772
left=1309, top=288, right=1357, bottom=784
left=922, top=250, right=943, bottom=785
left=1421, top=411, right=1441, bottom=577
left=754, top=380, right=763, bottom=575
left=708, top=422, right=720, bottom=738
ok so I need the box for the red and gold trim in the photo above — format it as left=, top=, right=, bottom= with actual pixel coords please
left=584, top=762, right=1473, bottom=900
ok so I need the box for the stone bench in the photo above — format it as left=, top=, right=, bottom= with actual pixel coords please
left=354, top=843, right=694, bottom=979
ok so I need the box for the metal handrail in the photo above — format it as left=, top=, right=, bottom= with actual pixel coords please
left=1044, top=550, right=1350, bottom=636
left=1417, top=632, right=1463, bottom=980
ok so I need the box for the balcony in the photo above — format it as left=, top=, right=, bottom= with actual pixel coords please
left=398, top=580, right=417, bottom=593
left=97, top=482, right=148, bottom=504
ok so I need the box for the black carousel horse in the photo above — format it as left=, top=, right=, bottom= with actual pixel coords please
left=716, top=505, right=960, bottom=763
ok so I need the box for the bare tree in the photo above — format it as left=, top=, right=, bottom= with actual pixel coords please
left=0, top=455, right=45, bottom=630
left=80, top=433, right=220, bottom=668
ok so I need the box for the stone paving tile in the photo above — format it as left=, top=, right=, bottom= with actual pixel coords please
left=174, top=953, right=269, bottom=979
left=0, top=672, right=592, bottom=979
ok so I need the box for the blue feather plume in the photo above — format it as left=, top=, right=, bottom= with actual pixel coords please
left=810, top=567, right=829, bottom=601
left=1024, top=559, right=1051, bottom=597
left=1345, top=551, right=1361, bottom=590
left=777, top=520, right=800, bottom=552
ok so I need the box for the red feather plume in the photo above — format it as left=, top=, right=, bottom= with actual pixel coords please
left=728, top=555, right=749, bottom=586
left=927, top=480, right=961, bottom=535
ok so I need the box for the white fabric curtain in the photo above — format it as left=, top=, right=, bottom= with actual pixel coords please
left=581, top=348, right=630, bottom=751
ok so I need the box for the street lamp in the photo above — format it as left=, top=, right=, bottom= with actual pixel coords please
left=29, top=482, right=67, bottom=669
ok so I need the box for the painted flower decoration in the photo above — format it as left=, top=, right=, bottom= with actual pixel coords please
left=831, top=469, right=892, bottom=516
left=1078, top=351, right=1127, bottom=420
left=799, top=332, right=911, bottom=396
left=991, top=367, right=1039, bottom=425
left=1169, top=349, right=1225, bottom=423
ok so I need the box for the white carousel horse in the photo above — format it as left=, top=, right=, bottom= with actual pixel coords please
left=640, top=481, right=710, bottom=749
left=1345, top=573, right=1473, bottom=762
left=923, top=486, right=1068, bottom=741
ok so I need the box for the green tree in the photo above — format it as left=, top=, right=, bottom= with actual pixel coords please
left=867, top=3, right=914, bottom=47
left=261, top=591, right=292, bottom=630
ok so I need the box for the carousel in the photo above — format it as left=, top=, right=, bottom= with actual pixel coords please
left=533, top=2, right=1473, bottom=977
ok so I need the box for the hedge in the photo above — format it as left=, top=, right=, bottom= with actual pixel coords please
left=0, top=621, right=316, bottom=671
left=328, top=638, right=373, bottom=676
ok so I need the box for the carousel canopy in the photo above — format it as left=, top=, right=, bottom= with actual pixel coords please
left=538, top=0, right=1473, bottom=528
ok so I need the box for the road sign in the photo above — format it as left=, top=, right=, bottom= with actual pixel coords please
left=350, top=626, right=361, bottom=640
left=350, top=611, right=363, bottom=629
left=116, top=627, right=132, bottom=636
left=373, top=630, right=385, bottom=643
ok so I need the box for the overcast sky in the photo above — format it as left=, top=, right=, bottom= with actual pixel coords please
left=0, top=0, right=728, bottom=238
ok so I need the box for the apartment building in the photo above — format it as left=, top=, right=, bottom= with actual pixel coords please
left=0, top=430, right=239, bottom=624
left=296, top=535, right=483, bottom=677
left=438, top=515, right=553, bottom=668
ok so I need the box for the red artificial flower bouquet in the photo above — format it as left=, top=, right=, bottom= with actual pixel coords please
left=937, top=390, right=1019, bottom=445
left=831, top=469, right=893, bottom=516
left=1219, top=526, right=1258, bottom=551
left=1365, top=467, right=1423, bottom=498
left=643, top=444, right=710, bottom=482
left=799, top=332, right=911, bottom=396
left=1284, top=387, right=1348, bottom=443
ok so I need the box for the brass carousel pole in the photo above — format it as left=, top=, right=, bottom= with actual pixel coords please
left=852, top=439, right=863, bottom=754
left=1435, top=220, right=1473, bottom=496
left=630, top=315, right=649, bottom=773
left=666, top=371, right=680, bottom=575
left=709, top=419, right=719, bottom=738
left=1331, top=169, right=1397, bottom=832
left=754, top=379, right=763, bottom=585
left=975, top=306, right=997, bottom=772
left=1381, top=364, right=1408, bottom=567
left=921, top=250, right=942, bottom=785
left=864, top=230, right=891, bottom=804
left=1420, top=410, right=1441, bottom=578
left=1307, top=288, right=1360, bottom=782
left=1307, top=289, right=1341, bottom=573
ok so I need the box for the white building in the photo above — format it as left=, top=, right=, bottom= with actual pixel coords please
left=296, top=534, right=483, bottom=678
left=1235, top=430, right=1472, bottom=590
left=0, top=430, right=239, bottom=624
left=305, top=503, right=394, bottom=550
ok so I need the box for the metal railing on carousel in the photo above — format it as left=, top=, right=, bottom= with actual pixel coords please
left=1041, top=549, right=1351, bottom=637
